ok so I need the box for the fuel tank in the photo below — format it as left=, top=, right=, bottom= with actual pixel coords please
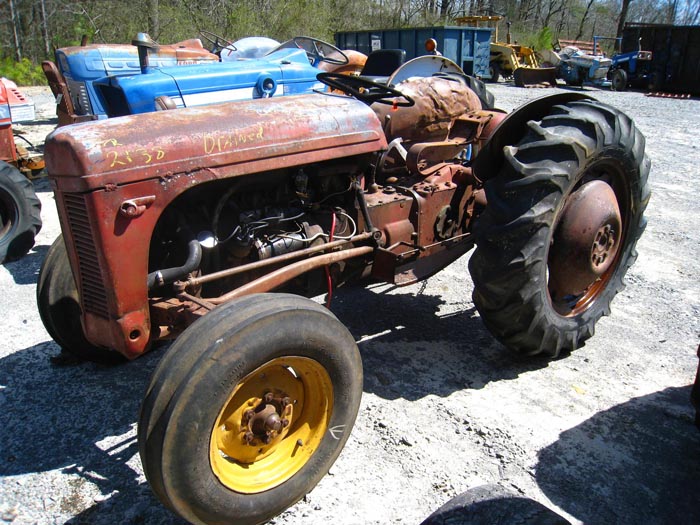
left=372, top=76, right=483, bottom=143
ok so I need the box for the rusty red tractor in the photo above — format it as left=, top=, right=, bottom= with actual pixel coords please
left=38, top=70, right=649, bottom=524
left=0, top=80, right=43, bottom=263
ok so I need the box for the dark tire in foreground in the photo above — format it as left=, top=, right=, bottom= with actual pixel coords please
left=138, top=293, right=363, bottom=525
left=469, top=99, right=650, bottom=357
left=420, top=484, right=570, bottom=525
left=37, top=235, right=123, bottom=363
left=0, top=160, right=41, bottom=263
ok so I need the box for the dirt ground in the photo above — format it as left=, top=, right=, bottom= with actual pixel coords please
left=0, top=82, right=698, bottom=525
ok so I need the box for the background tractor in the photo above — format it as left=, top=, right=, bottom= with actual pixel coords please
left=38, top=66, right=649, bottom=525
left=0, top=79, right=42, bottom=264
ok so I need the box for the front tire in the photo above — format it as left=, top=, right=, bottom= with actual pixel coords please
left=0, top=161, right=41, bottom=263
left=36, top=235, right=123, bottom=363
left=139, top=293, right=363, bottom=525
left=611, top=68, right=628, bottom=91
left=469, top=99, right=650, bottom=357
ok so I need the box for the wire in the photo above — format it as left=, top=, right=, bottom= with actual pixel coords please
left=325, top=210, right=337, bottom=308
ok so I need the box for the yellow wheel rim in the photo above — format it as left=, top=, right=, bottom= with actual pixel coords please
left=210, top=356, right=333, bottom=493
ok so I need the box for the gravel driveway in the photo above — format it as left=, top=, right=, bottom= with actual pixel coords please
left=1, top=83, right=698, bottom=525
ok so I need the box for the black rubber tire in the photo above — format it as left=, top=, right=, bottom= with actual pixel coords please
left=488, top=61, right=502, bottom=83
left=36, top=235, right=124, bottom=363
left=469, top=99, right=650, bottom=357
left=138, top=293, right=363, bottom=525
left=611, top=68, right=628, bottom=91
left=420, top=484, right=570, bottom=525
left=0, top=161, right=41, bottom=263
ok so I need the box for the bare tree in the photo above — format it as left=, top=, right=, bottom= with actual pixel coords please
left=616, top=0, right=632, bottom=38
left=9, top=0, right=22, bottom=60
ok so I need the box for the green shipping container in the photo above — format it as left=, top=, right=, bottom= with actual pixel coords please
left=335, top=26, right=493, bottom=78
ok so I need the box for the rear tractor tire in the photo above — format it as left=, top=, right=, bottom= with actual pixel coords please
left=138, top=293, right=363, bottom=525
left=469, top=99, right=650, bottom=357
left=0, top=161, right=41, bottom=263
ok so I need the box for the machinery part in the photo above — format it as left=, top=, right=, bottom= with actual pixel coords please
left=199, top=30, right=236, bottom=55
left=421, top=484, right=570, bottom=525
left=290, top=36, right=348, bottom=66
left=317, top=72, right=414, bottom=106
left=472, top=93, right=592, bottom=182
left=36, top=235, right=123, bottom=363
left=611, top=68, right=628, bottom=91
left=489, top=61, right=501, bottom=82
left=386, top=55, right=465, bottom=86
left=0, top=161, right=41, bottom=263
left=139, top=293, right=362, bottom=525
left=469, top=99, right=650, bottom=357
left=513, top=67, right=558, bottom=88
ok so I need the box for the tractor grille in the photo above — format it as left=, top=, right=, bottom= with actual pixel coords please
left=63, top=193, right=109, bottom=318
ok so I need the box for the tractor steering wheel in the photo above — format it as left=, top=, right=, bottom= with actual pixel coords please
left=199, top=30, right=237, bottom=56
left=291, top=37, right=348, bottom=66
left=317, top=72, right=415, bottom=107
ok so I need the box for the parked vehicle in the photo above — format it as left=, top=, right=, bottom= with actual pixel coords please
left=42, top=34, right=220, bottom=125
left=39, top=68, right=649, bottom=524
left=454, top=16, right=557, bottom=86
left=548, top=44, right=612, bottom=86
left=43, top=34, right=361, bottom=123
left=0, top=79, right=42, bottom=263
left=608, top=40, right=654, bottom=91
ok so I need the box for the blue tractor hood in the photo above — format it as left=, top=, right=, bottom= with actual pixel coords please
left=94, top=48, right=327, bottom=117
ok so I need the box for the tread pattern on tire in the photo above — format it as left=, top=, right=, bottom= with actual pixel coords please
left=469, top=100, right=650, bottom=357
left=0, top=161, right=41, bottom=263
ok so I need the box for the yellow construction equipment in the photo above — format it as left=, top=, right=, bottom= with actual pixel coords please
left=455, top=15, right=557, bottom=87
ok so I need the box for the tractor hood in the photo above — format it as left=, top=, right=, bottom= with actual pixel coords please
left=93, top=48, right=325, bottom=117
left=44, top=93, right=387, bottom=192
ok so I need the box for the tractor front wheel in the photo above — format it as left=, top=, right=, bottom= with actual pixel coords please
left=469, top=99, right=650, bottom=357
left=37, top=235, right=123, bottom=363
left=611, top=68, right=628, bottom=91
left=138, top=293, right=363, bottom=525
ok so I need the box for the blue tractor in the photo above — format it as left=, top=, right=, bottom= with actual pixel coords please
left=42, top=34, right=360, bottom=124
left=608, top=42, right=654, bottom=91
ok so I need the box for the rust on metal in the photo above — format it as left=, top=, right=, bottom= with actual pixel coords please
left=372, top=77, right=482, bottom=143
left=548, top=180, right=622, bottom=298
left=47, top=94, right=386, bottom=357
left=209, top=246, right=374, bottom=304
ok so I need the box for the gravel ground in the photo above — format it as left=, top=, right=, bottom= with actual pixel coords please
left=0, top=82, right=698, bottom=525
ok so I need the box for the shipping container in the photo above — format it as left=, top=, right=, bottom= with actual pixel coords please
left=622, top=23, right=700, bottom=95
left=335, top=26, right=493, bottom=78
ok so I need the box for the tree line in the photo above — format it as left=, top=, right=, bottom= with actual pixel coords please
left=2, top=0, right=699, bottom=66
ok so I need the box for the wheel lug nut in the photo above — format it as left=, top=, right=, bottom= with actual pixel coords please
left=281, top=419, right=289, bottom=428
left=281, top=397, right=291, bottom=407
left=243, top=409, right=255, bottom=421
left=264, top=392, right=274, bottom=403
left=244, top=432, right=254, bottom=444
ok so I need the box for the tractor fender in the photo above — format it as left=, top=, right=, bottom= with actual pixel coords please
left=472, top=92, right=593, bottom=182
